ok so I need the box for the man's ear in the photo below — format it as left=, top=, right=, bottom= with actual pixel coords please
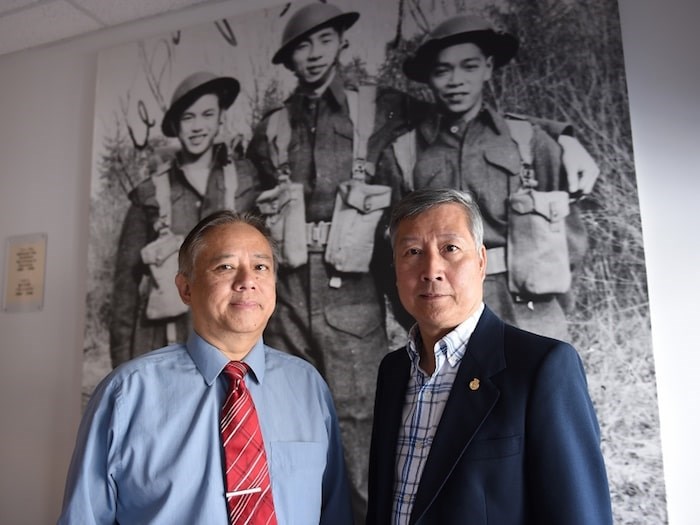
left=478, top=245, right=488, bottom=280
left=484, top=55, right=494, bottom=82
left=175, top=273, right=192, bottom=305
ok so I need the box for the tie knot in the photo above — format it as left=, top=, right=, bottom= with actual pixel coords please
left=224, top=361, right=249, bottom=381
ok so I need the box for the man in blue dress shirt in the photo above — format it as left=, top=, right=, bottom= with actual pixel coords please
left=59, top=210, right=352, bottom=524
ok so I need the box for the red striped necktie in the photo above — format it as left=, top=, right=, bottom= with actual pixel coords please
left=220, top=361, right=277, bottom=524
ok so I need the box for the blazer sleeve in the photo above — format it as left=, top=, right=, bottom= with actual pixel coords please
left=525, top=342, right=613, bottom=525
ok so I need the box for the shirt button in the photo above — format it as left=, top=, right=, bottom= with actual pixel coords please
left=450, top=125, right=460, bottom=134
left=311, top=127, right=316, bottom=133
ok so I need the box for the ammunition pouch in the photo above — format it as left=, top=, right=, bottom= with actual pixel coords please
left=140, top=232, right=188, bottom=320
left=256, top=179, right=307, bottom=268
left=507, top=189, right=571, bottom=296
left=325, top=180, right=391, bottom=273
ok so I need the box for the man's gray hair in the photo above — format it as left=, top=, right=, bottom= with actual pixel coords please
left=177, top=210, right=278, bottom=278
left=389, top=188, right=485, bottom=249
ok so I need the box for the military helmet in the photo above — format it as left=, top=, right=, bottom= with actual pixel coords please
left=403, top=15, right=518, bottom=83
left=272, top=2, right=359, bottom=65
left=161, top=71, right=240, bottom=137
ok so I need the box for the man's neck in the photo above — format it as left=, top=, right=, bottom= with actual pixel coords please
left=211, top=332, right=262, bottom=363
left=180, top=147, right=214, bottom=196
left=445, top=101, right=484, bottom=127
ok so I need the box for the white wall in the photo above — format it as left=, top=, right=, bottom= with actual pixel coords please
left=0, top=0, right=696, bottom=523
left=618, top=0, right=700, bottom=522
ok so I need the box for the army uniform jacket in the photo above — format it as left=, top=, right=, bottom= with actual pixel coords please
left=247, top=75, right=429, bottom=222
left=245, top=74, right=427, bottom=413
left=109, top=143, right=258, bottom=368
left=410, top=106, right=569, bottom=248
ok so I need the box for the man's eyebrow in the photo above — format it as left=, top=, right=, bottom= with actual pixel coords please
left=396, top=233, right=464, bottom=244
left=206, top=253, right=234, bottom=265
left=205, top=252, right=273, bottom=265
left=252, top=252, right=273, bottom=262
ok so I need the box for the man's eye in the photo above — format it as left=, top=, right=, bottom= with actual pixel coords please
left=406, top=248, right=421, bottom=256
left=255, top=264, right=270, bottom=271
left=444, top=244, right=459, bottom=253
left=217, top=264, right=233, bottom=271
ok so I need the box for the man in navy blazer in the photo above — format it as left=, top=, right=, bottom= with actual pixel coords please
left=366, top=188, right=612, bottom=524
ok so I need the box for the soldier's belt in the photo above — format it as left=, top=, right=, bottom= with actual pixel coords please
left=485, top=246, right=507, bottom=275
left=306, top=221, right=331, bottom=252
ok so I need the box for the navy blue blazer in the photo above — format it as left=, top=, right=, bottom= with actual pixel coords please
left=366, top=306, right=613, bottom=525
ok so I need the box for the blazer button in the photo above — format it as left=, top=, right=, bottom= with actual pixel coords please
left=469, top=378, right=480, bottom=391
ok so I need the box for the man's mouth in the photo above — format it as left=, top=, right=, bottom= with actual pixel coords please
left=419, top=291, right=447, bottom=299
left=443, top=92, right=469, bottom=102
left=307, top=65, right=327, bottom=76
left=188, top=134, right=208, bottom=145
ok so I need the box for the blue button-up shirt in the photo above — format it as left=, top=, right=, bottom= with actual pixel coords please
left=58, top=332, right=352, bottom=524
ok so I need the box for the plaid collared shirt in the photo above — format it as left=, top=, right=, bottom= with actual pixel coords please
left=391, top=304, right=484, bottom=525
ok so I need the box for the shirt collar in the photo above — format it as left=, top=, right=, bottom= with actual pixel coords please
left=186, top=331, right=267, bottom=386
left=325, top=73, right=347, bottom=108
left=417, top=105, right=501, bottom=145
left=290, top=72, right=347, bottom=110
left=406, top=303, right=485, bottom=368
left=173, top=142, right=227, bottom=170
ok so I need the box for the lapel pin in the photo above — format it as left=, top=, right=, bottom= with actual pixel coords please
left=469, top=378, right=480, bottom=391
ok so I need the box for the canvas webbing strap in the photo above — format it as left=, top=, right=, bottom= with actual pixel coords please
left=265, top=107, right=292, bottom=172
left=391, top=130, right=417, bottom=192
left=223, top=161, right=238, bottom=211
left=152, top=170, right=172, bottom=232
left=504, top=117, right=536, bottom=187
left=346, top=85, right=377, bottom=178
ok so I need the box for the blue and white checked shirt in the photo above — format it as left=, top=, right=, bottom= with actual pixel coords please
left=391, top=304, right=484, bottom=525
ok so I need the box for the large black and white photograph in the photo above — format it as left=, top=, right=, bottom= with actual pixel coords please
left=81, top=0, right=664, bottom=522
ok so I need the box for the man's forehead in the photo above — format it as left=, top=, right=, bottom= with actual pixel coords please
left=299, top=25, right=341, bottom=43
left=436, top=41, right=487, bottom=61
left=207, top=223, right=272, bottom=248
left=398, top=204, right=469, bottom=230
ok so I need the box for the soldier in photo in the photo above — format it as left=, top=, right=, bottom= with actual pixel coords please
left=110, top=72, right=259, bottom=368
left=246, top=3, right=429, bottom=521
left=385, top=15, right=600, bottom=340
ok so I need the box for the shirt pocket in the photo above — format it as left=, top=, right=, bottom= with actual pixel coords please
left=269, top=441, right=326, bottom=524
left=325, top=303, right=382, bottom=339
left=482, top=146, right=521, bottom=177
left=413, top=154, right=453, bottom=189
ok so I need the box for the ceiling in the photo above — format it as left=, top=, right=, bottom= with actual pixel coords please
left=0, top=0, right=220, bottom=57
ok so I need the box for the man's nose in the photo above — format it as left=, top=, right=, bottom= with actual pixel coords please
left=447, top=70, right=464, bottom=86
left=308, top=42, right=323, bottom=60
left=232, top=265, right=256, bottom=289
left=421, top=251, right=444, bottom=281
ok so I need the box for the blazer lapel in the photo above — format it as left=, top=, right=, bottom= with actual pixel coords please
left=410, top=307, right=507, bottom=524
left=371, top=350, right=411, bottom=522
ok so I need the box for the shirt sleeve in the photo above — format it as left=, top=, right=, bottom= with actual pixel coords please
left=526, top=342, right=613, bottom=525
left=319, top=380, right=354, bottom=525
left=109, top=201, right=150, bottom=368
left=57, top=377, right=120, bottom=525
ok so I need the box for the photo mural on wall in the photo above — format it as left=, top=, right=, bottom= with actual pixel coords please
left=83, top=0, right=665, bottom=522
